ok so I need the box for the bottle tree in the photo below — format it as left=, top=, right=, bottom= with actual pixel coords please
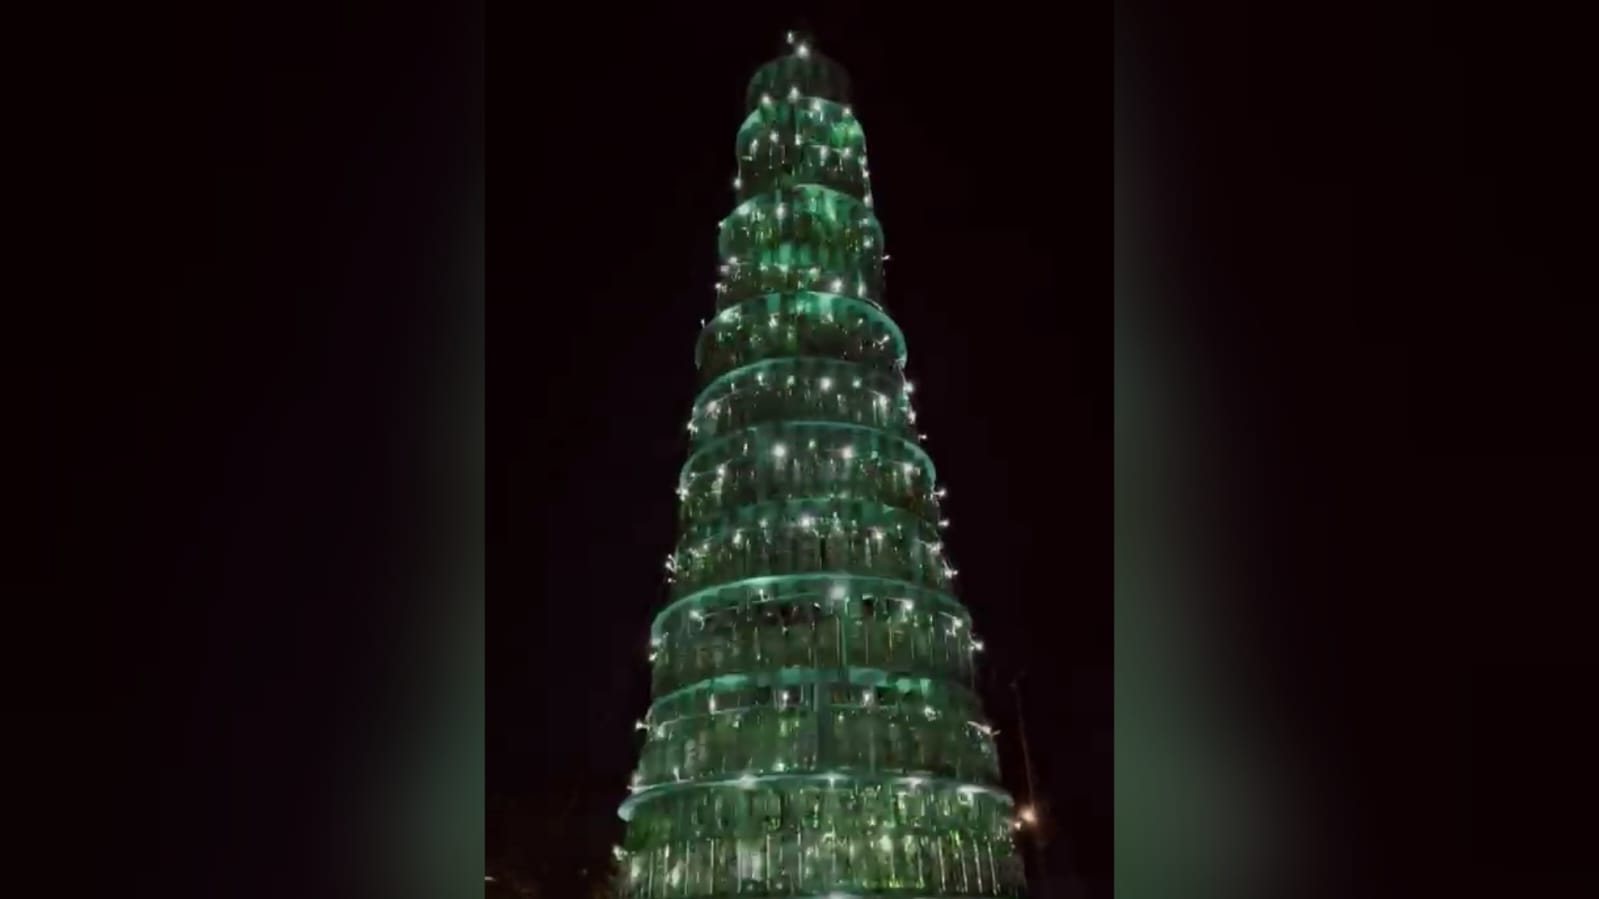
left=616, top=32, right=1026, bottom=898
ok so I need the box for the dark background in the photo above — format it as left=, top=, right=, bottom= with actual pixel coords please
left=1120, top=4, right=1596, bottom=895
left=490, top=8, right=1111, bottom=899
left=16, top=2, right=1593, bottom=898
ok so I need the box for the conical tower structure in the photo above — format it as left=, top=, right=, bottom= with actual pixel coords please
left=616, top=32, right=1027, bottom=898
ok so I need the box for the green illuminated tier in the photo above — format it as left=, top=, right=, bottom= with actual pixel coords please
left=617, top=32, right=1026, bottom=898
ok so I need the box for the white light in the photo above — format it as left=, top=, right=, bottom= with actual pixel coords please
left=904, top=776, right=923, bottom=788
left=798, top=514, right=815, bottom=528
left=811, top=98, right=822, bottom=112
left=831, top=278, right=843, bottom=292
left=634, top=719, right=647, bottom=731
left=776, top=203, right=787, bottom=219
left=769, top=130, right=779, bottom=142
left=902, top=463, right=915, bottom=474
left=871, top=528, right=884, bottom=540
left=830, top=583, right=847, bottom=600
left=935, top=487, right=947, bottom=498
left=939, top=518, right=950, bottom=528
left=863, top=237, right=873, bottom=247
left=786, top=31, right=796, bottom=45
left=852, top=377, right=862, bottom=388
left=972, top=639, right=985, bottom=652
left=843, top=105, right=853, bottom=116
left=733, top=176, right=742, bottom=189
left=732, top=531, right=743, bottom=546
left=796, top=42, right=810, bottom=58
left=924, top=705, right=937, bottom=718
left=772, top=443, right=787, bottom=458
left=903, top=381, right=914, bottom=394
left=840, top=445, right=854, bottom=460
left=728, top=255, right=739, bottom=265
left=739, top=772, right=758, bottom=789
left=819, top=377, right=832, bottom=391
left=1019, top=805, right=1038, bottom=824
left=761, top=92, right=773, bottom=105
left=788, top=86, right=799, bottom=100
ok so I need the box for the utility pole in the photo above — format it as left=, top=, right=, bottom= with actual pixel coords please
left=1011, top=673, right=1050, bottom=898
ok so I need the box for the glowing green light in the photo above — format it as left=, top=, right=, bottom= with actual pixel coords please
left=616, top=33, right=1024, bottom=899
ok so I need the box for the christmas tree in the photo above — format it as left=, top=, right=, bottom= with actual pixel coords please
left=615, top=32, right=1026, bottom=897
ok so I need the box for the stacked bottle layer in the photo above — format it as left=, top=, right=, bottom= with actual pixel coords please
left=617, top=35, right=1025, bottom=899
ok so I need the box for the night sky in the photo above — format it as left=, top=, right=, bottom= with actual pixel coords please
left=17, top=2, right=1595, bottom=898
left=490, top=9, right=1110, bottom=898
